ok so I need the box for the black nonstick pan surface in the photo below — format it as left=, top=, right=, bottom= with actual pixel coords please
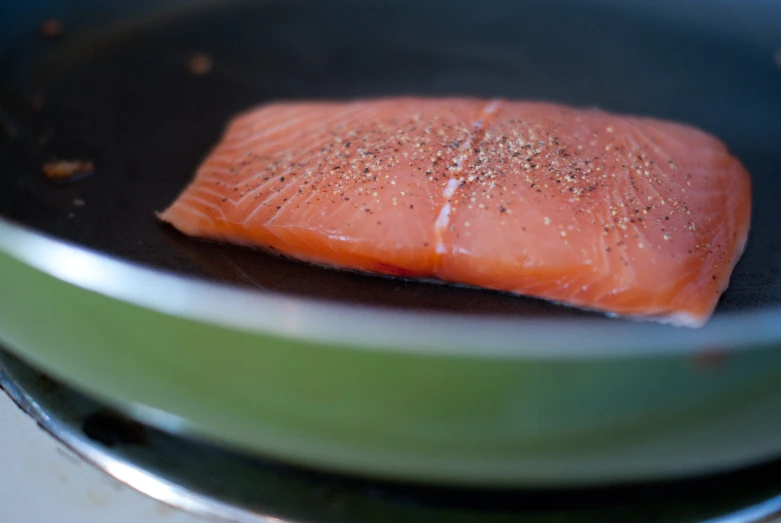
left=1, top=0, right=780, bottom=321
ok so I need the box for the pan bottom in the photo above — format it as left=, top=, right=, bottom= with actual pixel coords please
left=4, top=345, right=781, bottom=522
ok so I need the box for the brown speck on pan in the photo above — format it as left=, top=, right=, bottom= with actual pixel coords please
left=693, top=348, right=726, bottom=370
left=72, top=198, right=85, bottom=207
left=775, top=49, right=781, bottom=67
left=31, top=94, right=46, bottom=110
left=39, top=129, right=53, bottom=145
left=40, top=18, right=63, bottom=39
left=188, top=53, right=213, bottom=75
left=42, top=160, right=94, bottom=181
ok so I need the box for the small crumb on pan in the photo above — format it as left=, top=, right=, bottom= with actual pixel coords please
left=73, top=198, right=85, bottom=207
left=31, top=94, right=46, bottom=110
left=188, top=53, right=213, bottom=75
left=40, top=19, right=64, bottom=40
left=39, top=129, right=54, bottom=145
left=775, top=49, right=781, bottom=68
left=43, top=160, right=94, bottom=181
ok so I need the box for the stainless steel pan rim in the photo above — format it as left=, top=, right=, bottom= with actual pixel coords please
left=1, top=217, right=777, bottom=359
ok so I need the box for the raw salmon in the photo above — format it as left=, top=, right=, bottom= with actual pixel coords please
left=160, top=98, right=751, bottom=327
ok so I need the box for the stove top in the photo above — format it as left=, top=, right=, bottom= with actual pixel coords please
left=2, top=347, right=781, bottom=523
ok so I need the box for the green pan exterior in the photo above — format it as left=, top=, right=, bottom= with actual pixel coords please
left=2, top=248, right=781, bottom=486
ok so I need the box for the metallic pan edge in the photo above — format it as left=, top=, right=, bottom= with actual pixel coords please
left=1, top=217, right=780, bottom=359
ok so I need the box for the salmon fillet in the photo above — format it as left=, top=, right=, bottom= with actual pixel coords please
left=160, top=98, right=751, bottom=327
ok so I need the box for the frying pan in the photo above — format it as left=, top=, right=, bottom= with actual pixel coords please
left=1, top=0, right=781, bottom=487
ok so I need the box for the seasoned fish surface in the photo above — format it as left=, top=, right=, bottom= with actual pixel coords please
left=160, top=98, right=751, bottom=327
